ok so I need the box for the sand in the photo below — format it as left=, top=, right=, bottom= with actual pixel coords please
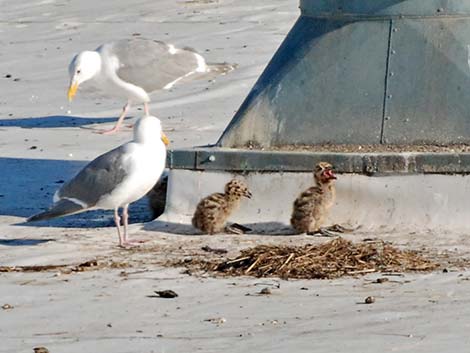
left=1, top=1, right=469, bottom=352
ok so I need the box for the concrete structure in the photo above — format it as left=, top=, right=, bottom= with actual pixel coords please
left=220, top=0, right=470, bottom=147
left=164, top=0, right=470, bottom=232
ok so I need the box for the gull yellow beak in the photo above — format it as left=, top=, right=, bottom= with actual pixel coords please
left=161, top=132, right=170, bottom=146
left=67, top=82, right=79, bottom=102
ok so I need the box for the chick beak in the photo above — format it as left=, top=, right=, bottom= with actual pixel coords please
left=325, top=169, right=337, bottom=180
left=67, top=82, right=79, bottom=102
left=244, top=190, right=253, bottom=199
left=161, top=132, right=170, bottom=146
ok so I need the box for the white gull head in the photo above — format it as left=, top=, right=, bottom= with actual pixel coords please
left=68, top=51, right=102, bottom=101
left=133, top=115, right=170, bottom=146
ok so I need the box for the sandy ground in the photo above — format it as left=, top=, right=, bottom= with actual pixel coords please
left=1, top=1, right=470, bottom=352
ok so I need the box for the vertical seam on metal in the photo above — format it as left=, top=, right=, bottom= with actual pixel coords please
left=380, top=19, right=393, bottom=144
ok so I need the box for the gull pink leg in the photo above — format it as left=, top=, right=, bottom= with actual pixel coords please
left=100, top=101, right=131, bottom=135
left=121, top=204, right=147, bottom=246
left=122, top=204, right=130, bottom=244
left=114, top=208, right=125, bottom=247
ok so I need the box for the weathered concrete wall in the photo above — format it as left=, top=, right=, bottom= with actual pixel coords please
left=163, top=169, right=470, bottom=233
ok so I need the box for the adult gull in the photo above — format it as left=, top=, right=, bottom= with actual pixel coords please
left=28, top=115, right=169, bottom=247
left=68, top=38, right=233, bottom=134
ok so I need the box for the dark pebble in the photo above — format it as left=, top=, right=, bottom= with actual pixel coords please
left=33, top=347, right=49, bottom=353
left=259, top=287, right=271, bottom=295
left=376, top=278, right=389, bottom=284
left=154, top=290, right=178, bottom=298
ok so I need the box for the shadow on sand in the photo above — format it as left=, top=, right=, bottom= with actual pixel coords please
left=0, top=157, right=153, bottom=228
left=0, top=115, right=128, bottom=129
left=0, top=238, right=55, bottom=246
left=143, top=221, right=296, bottom=236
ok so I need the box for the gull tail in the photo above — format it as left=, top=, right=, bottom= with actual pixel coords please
left=27, top=199, right=87, bottom=222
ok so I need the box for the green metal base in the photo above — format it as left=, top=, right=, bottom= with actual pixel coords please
left=168, top=147, right=470, bottom=175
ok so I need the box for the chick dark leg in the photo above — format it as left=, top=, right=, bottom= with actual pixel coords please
left=325, top=224, right=356, bottom=233
left=100, top=101, right=131, bottom=135
left=306, top=228, right=339, bottom=237
left=225, top=223, right=252, bottom=234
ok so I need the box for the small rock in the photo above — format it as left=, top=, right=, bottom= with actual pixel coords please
left=5, top=74, right=11, bottom=78
left=300, top=287, right=309, bottom=290
left=442, top=268, right=448, bottom=273
left=13, top=78, right=20, bottom=82
left=2, top=304, right=13, bottom=310
left=154, top=290, right=178, bottom=298
left=376, top=278, right=389, bottom=284
left=364, top=296, right=375, bottom=304
left=259, top=287, right=271, bottom=295
left=33, top=348, right=49, bottom=353
left=204, top=317, right=226, bottom=325
left=29, top=146, right=38, bottom=150
left=201, top=245, right=228, bottom=255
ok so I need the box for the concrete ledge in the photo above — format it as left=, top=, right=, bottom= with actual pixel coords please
left=168, top=148, right=470, bottom=175
left=163, top=169, right=470, bottom=233
left=300, top=0, right=470, bottom=18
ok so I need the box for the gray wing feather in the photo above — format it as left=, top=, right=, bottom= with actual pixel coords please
left=27, top=199, right=86, bottom=222
left=57, top=145, right=129, bottom=206
left=111, top=39, right=202, bottom=92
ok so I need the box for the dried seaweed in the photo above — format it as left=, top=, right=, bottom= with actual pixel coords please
left=0, top=259, right=128, bottom=274
left=177, top=238, right=439, bottom=279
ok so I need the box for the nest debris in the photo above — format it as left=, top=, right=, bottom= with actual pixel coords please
left=181, top=238, right=439, bottom=279
left=0, top=260, right=128, bottom=274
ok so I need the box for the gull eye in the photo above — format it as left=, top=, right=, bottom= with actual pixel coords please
left=77, top=69, right=81, bottom=74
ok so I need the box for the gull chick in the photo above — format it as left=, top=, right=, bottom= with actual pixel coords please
left=28, top=115, right=169, bottom=247
left=192, top=179, right=252, bottom=235
left=291, top=162, right=337, bottom=235
left=68, top=38, right=234, bottom=134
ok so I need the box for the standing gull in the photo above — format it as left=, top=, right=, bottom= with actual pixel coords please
left=68, top=38, right=233, bottom=134
left=28, top=115, right=169, bottom=247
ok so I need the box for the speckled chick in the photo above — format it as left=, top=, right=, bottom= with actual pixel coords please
left=192, top=179, right=252, bottom=234
left=291, top=162, right=337, bottom=234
